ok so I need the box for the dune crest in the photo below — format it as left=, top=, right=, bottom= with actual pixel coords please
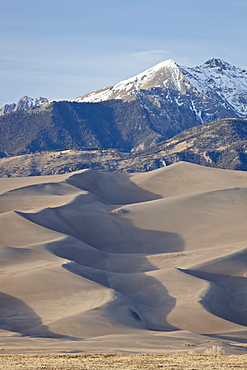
left=0, top=162, right=246, bottom=353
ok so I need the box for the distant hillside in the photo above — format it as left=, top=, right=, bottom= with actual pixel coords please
left=1, top=118, right=246, bottom=177
left=127, top=118, right=247, bottom=172
left=0, top=100, right=160, bottom=155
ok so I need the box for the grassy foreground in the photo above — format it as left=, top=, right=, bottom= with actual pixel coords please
left=0, top=353, right=246, bottom=369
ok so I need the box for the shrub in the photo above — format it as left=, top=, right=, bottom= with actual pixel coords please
left=204, top=345, right=225, bottom=356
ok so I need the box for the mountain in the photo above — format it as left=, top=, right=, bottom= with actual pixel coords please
left=74, top=58, right=247, bottom=144
left=1, top=118, right=246, bottom=177
left=75, top=58, right=247, bottom=115
left=0, top=96, right=49, bottom=116
left=0, top=58, right=246, bottom=156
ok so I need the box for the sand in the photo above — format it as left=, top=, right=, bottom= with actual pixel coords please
left=0, top=162, right=246, bottom=357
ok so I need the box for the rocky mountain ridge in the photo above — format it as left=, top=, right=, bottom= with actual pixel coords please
left=0, top=96, right=49, bottom=116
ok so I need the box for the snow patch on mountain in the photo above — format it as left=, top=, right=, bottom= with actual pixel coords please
left=74, top=59, right=185, bottom=103
left=0, top=96, right=49, bottom=116
left=74, top=58, right=247, bottom=122
left=180, top=58, right=247, bottom=117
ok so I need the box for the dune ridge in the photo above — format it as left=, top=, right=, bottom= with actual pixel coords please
left=0, top=162, right=246, bottom=353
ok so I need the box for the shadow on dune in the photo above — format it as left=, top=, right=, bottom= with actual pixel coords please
left=14, top=171, right=186, bottom=333
left=39, top=213, right=184, bottom=331
left=65, top=169, right=163, bottom=205
left=18, top=196, right=183, bottom=255
left=179, top=269, right=247, bottom=327
left=62, top=260, right=179, bottom=331
left=18, top=203, right=184, bottom=331
left=44, top=218, right=184, bottom=331
left=0, top=292, right=78, bottom=339
left=3, top=169, right=247, bottom=337
left=205, top=330, right=247, bottom=344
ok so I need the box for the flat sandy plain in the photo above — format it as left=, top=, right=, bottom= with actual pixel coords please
left=0, top=162, right=246, bottom=368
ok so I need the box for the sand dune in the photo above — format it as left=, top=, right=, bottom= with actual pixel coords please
left=0, top=162, right=246, bottom=354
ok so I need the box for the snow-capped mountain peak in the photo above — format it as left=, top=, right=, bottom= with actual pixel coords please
left=0, top=96, right=49, bottom=116
left=1, top=58, right=246, bottom=157
left=204, top=57, right=231, bottom=68
left=180, top=59, right=247, bottom=117
left=75, top=58, right=247, bottom=119
left=74, top=58, right=186, bottom=103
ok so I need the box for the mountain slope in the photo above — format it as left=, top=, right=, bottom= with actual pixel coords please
left=1, top=118, right=246, bottom=177
left=75, top=58, right=247, bottom=116
left=180, top=58, right=247, bottom=118
left=0, top=100, right=160, bottom=155
left=125, top=118, right=247, bottom=172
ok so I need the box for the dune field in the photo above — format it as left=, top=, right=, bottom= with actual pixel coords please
left=0, top=161, right=246, bottom=357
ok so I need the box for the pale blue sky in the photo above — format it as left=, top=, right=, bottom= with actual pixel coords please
left=1, top=0, right=246, bottom=106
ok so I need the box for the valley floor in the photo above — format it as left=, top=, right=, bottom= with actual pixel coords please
left=0, top=353, right=247, bottom=370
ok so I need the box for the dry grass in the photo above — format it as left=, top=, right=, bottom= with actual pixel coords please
left=0, top=353, right=246, bottom=369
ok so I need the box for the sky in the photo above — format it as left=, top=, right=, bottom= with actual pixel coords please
left=1, top=0, right=247, bottom=107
